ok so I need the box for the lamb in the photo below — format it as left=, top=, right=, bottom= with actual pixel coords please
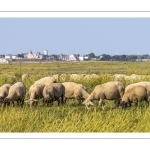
left=0, top=84, right=11, bottom=104
left=42, top=83, right=65, bottom=106
left=4, top=82, right=26, bottom=107
left=34, top=77, right=56, bottom=86
left=25, top=83, right=45, bottom=107
left=120, top=82, right=150, bottom=108
left=62, top=82, right=90, bottom=105
left=120, top=85, right=148, bottom=108
left=82, top=81, right=125, bottom=109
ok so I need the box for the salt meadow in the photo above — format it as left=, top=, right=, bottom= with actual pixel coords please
left=0, top=61, right=150, bottom=132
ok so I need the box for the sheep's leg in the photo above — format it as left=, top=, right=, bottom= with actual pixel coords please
left=98, top=99, right=104, bottom=109
left=43, top=98, right=46, bottom=106
left=134, top=102, right=138, bottom=107
left=57, top=99, right=60, bottom=106
left=128, top=100, right=132, bottom=107
left=113, top=99, right=120, bottom=109
left=21, top=99, right=24, bottom=107
left=59, top=96, right=64, bottom=105
left=72, top=99, right=75, bottom=106
left=77, top=97, right=82, bottom=105
left=61, top=95, right=64, bottom=104
left=78, top=99, right=81, bottom=105
left=11, top=101, right=15, bottom=107
left=147, top=97, right=150, bottom=107
left=63, top=97, right=67, bottom=104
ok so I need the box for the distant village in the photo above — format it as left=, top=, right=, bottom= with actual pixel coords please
left=0, top=50, right=90, bottom=63
left=0, top=50, right=150, bottom=63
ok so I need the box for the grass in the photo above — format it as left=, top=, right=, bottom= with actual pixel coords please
left=1, top=61, right=150, bottom=132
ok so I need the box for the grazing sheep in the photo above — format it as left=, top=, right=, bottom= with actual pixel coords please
left=34, top=77, right=56, bottom=86
left=25, top=83, right=45, bottom=107
left=70, top=74, right=86, bottom=81
left=125, top=82, right=150, bottom=92
left=62, top=82, right=90, bottom=105
left=59, top=74, right=67, bottom=81
left=42, top=83, right=65, bottom=106
left=113, top=74, right=127, bottom=81
left=52, top=74, right=59, bottom=81
left=82, top=81, right=125, bottom=109
left=4, top=82, right=26, bottom=107
left=22, top=74, right=30, bottom=81
left=120, top=85, right=148, bottom=108
left=84, top=74, right=99, bottom=80
left=121, top=81, right=150, bottom=107
left=0, top=84, right=11, bottom=104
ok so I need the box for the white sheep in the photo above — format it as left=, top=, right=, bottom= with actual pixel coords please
left=62, top=82, right=90, bottom=105
left=4, top=82, right=26, bottom=107
left=70, top=74, right=86, bottom=81
left=0, top=84, right=11, bottom=103
left=22, top=74, right=30, bottom=81
left=82, top=81, right=125, bottom=109
left=113, top=74, right=127, bottom=81
left=121, top=81, right=150, bottom=108
left=52, top=74, right=59, bottom=81
left=34, top=77, right=56, bottom=86
left=120, top=85, right=148, bottom=108
left=42, top=83, right=65, bottom=106
left=25, top=83, right=45, bottom=107
left=59, top=74, right=68, bottom=81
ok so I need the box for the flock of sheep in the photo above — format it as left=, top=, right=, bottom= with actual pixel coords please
left=0, top=74, right=150, bottom=109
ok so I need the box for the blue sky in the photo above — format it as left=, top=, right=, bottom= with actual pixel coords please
left=0, top=18, right=150, bottom=56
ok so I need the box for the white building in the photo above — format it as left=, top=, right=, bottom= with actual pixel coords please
left=79, top=55, right=84, bottom=61
left=0, top=58, right=10, bottom=63
left=5, top=55, right=12, bottom=60
left=69, top=54, right=79, bottom=61
left=27, top=50, right=34, bottom=59
left=26, top=51, right=43, bottom=59
left=44, top=50, right=48, bottom=55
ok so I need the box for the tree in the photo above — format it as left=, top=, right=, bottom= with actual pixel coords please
left=88, top=52, right=96, bottom=58
left=100, top=54, right=111, bottom=61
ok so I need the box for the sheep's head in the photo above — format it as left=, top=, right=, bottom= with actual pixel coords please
left=45, top=96, right=53, bottom=107
left=25, top=99, right=38, bottom=107
left=120, top=101, right=128, bottom=109
left=82, top=100, right=94, bottom=109
left=4, top=98, right=10, bottom=106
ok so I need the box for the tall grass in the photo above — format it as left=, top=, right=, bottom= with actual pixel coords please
left=0, top=61, right=150, bottom=132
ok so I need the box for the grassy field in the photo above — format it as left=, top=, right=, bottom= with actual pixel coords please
left=1, top=61, right=150, bottom=132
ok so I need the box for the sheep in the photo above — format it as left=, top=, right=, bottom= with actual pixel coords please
left=83, top=74, right=99, bottom=80
left=22, top=74, right=30, bottom=81
left=120, top=85, right=148, bottom=108
left=125, top=82, right=150, bottom=92
left=25, top=83, right=45, bottom=107
left=42, top=83, right=65, bottom=106
left=52, top=74, right=59, bottom=81
left=59, top=74, right=67, bottom=81
left=0, top=84, right=11, bottom=104
left=62, top=82, right=90, bottom=105
left=34, top=77, right=56, bottom=86
left=120, top=81, right=150, bottom=108
left=70, top=74, right=86, bottom=81
left=4, top=82, right=26, bottom=107
left=82, top=81, right=125, bottom=109
left=113, top=74, right=127, bottom=81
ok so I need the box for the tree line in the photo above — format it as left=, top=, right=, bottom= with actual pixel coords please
left=86, top=53, right=150, bottom=61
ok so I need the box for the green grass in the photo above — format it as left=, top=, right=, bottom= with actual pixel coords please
left=1, top=61, right=150, bottom=132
